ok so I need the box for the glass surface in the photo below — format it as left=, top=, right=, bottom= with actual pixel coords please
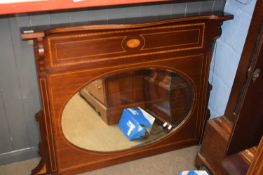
left=61, top=68, right=193, bottom=152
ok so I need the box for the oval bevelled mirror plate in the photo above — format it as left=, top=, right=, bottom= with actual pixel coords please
left=61, top=68, right=194, bottom=152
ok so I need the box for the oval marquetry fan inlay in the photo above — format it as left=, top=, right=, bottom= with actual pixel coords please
left=126, top=38, right=141, bottom=48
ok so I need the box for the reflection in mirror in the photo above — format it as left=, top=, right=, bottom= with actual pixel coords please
left=62, top=69, right=193, bottom=152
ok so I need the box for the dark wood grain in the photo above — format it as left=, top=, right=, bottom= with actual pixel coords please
left=22, top=14, right=231, bottom=175
left=223, top=0, right=263, bottom=155
left=247, top=136, right=263, bottom=175
left=196, top=0, right=263, bottom=174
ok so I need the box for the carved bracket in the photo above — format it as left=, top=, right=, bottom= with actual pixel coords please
left=34, top=38, right=46, bottom=72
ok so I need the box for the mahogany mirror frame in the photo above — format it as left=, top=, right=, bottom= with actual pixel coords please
left=21, top=14, right=232, bottom=175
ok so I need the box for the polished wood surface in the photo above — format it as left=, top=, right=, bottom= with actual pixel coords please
left=247, top=136, right=263, bottom=175
left=145, top=70, right=193, bottom=126
left=21, top=13, right=231, bottom=39
left=224, top=0, right=263, bottom=154
left=80, top=71, right=147, bottom=125
left=226, top=22, right=263, bottom=155
left=224, top=1, right=263, bottom=124
left=22, top=14, right=231, bottom=174
left=222, top=146, right=257, bottom=175
left=196, top=117, right=232, bottom=175
left=80, top=69, right=193, bottom=125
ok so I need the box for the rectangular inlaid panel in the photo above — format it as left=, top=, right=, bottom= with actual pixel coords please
left=47, top=23, right=204, bottom=68
left=55, top=36, right=125, bottom=59
left=142, top=28, right=201, bottom=50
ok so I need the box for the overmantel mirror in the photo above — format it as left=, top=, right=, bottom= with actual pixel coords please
left=62, top=68, right=194, bottom=152
left=21, top=11, right=232, bottom=174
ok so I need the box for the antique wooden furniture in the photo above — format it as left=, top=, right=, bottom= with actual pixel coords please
left=22, top=14, right=232, bottom=174
left=80, top=69, right=192, bottom=126
left=247, top=136, right=263, bottom=175
left=145, top=70, right=193, bottom=126
left=80, top=70, right=147, bottom=125
left=196, top=1, right=263, bottom=174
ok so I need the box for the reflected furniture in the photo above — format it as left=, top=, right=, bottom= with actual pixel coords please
left=80, top=70, right=148, bottom=125
left=195, top=1, right=263, bottom=174
left=144, top=70, right=192, bottom=126
left=22, top=14, right=232, bottom=174
left=80, top=69, right=192, bottom=126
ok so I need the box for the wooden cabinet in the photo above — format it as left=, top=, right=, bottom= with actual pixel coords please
left=145, top=70, right=193, bottom=126
left=196, top=1, right=263, bottom=174
left=80, top=69, right=193, bottom=126
left=21, top=14, right=232, bottom=175
left=83, top=79, right=106, bottom=104
left=80, top=71, right=147, bottom=125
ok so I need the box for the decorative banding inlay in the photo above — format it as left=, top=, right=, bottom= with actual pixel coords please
left=49, top=23, right=205, bottom=67
left=126, top=38, right=141, bottom=48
